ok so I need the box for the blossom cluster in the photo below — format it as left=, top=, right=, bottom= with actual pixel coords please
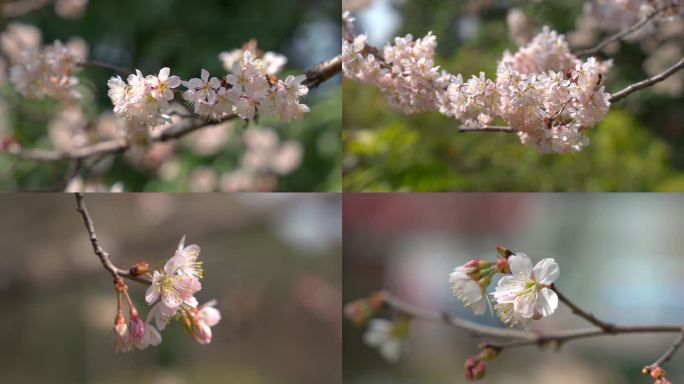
left=342, top=32, right=450, bottom=113
left=108, top=68, right=181, bottom=127
left=9, top=40, right=82, bottom=101
left=343, top=15, right=613, bottom=153
left=183, top=50, right=309, bottom=122
left=439, top=27, right=612, bottom=153
left=111, top=236, right=221, bottom=352
left=103, top=48, right=310, bottom=127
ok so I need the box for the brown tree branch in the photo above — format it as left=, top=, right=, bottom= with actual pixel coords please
left=609, top=57, right=684, bottom=103
left=3, top=54, right=342, bottom=165
left=74, top=193, right=150, bottom=286
left=575, top=7, right=663, bottom=57
left=458, top=125, right=514, bottom=133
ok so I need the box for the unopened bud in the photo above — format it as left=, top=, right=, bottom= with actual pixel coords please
left=464, top=259, right=481, bottom=268
left=129, top=261, right=149, bottom=276
left=496, top=258, right=510, bottom=274
left=464, top=355, right=487, bottom=381
left=649, top=366, right=666, bottom=380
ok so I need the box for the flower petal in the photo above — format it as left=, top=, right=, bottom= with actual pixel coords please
left=536, top=287, right=558, bottom=317
left=509, top=253, right=533, bottom=276
left=167, top=75, right=181, bottom=88
left=158, top=67, right=170, bottom=81
left=533, top=258, right=559, bottom=285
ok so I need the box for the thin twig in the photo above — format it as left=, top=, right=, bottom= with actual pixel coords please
left=382, top=292, right=683, bottom=349
left=643, top=328, right=684, bottom=373
left=74, top=193, right=150, bottom=286
left=609, top=57, right=684, bottom=103
left=575, top=7, right=663, bottom=57
left=458, top=125, right=515, bottom=133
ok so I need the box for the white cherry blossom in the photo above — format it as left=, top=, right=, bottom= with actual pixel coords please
left=492, top=253, right=560, bottom=326
left=449, top=266, right=488, bottom=315
left=363, top=318, right=409, bottom=363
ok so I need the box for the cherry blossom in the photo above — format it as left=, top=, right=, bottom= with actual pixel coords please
left=107, top=67, right=182, bottom=126
left=343, top=13, right=616, bottom=153
left=492, top=253, right=560, bottom=326
left=9, top=40, right=81, bottom=101
left=449, top=262, right=488, bottom=315
left=363, top=318, right=410, bottom=363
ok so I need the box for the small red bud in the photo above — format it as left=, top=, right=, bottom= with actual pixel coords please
left=464, top=259, right=481, bottom=268
left=464, top=355, right=487, bottom=381
left=496, top=258, right=510, bottom=273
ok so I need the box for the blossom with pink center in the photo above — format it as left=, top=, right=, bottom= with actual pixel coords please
left=183, top=68, right=221, bottom=105
left=148, top=67, right=181, bottom=101
left=145, top=235, right=203, bottom=318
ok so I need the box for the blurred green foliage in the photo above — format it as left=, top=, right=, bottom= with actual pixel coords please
left=343, top=0, right=684, bottom=191
left=0, top=0, right=341, bottom=191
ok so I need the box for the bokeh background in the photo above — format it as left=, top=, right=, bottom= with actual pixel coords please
left=343, top=193, right=684, bottom=383
left=343, top=0, right=684, bottom=191
left=0, top=193, right=341, bottom=384
left=0, top=0, right=341, bottom=191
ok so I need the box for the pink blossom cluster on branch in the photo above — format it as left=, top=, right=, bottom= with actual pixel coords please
left=111, top=236, right=221, bottom=352
left=8, top=40, right=311, bottom=127
left=343, top=12, right=615, bottom=153
left=9, top=40, right=82, bottom=101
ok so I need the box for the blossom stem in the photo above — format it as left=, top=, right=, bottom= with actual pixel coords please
left=75, top=193, right=151, bottom=286
left=575, top=7, right=664, bottom=57
left=608, top=57, right=684, bottom=103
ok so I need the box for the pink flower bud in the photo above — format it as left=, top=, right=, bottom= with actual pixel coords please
left=464, top=355, right=487, bottom=381
left=129, top=314, right=145, bottom=340
left=495, top=258, right=510, bottom=273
